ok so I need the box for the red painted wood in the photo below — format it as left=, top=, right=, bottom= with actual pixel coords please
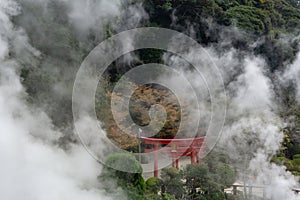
left=154, top=143, right=159, bottom=178
left=141, top=136, right=206, bottom=177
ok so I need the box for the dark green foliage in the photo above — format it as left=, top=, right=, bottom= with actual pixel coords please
left=215, top=163, right=236, bottom=187
left=161, top=167, right=185, bottom=199
left=274, top=0, right=300, bottom=29
left=146, top=0, right=300, bottom=35
left=138, top=49, right=164, bottom=64
left=184, top=152, right=236, bottom=200
left=146, top=193, right=164, bottom=200
left=215, top=0, right=240, bottom=10
left=292, top=158, right=300, bottom=166
left=184, top=164, right=226, bottom=200
left=161, top=193, right=177, bottom=200
left=254, top=37, right=299, bottom=71
left=272, top=129, right=300, bottom=174
left=105, top=153, right=143, bottom=174
left=293, top=154, right=300, bottom=159
left=286, top=0, right=300, bottom=8
left=226, top=5, right=272, bottom=33
left=276, top=127, right=300, bottom=171
left=17, top=0, right=300, bottom=143
left=99, top=153, right=146, bottom=200
left=14, top=0, right=300, bottom=196
left=146, top=177, right=163, bottom=194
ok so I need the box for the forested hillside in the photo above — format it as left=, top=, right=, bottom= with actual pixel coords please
left=94, top=0, right=300, bottom=158
left=9, top=0, right=300, bottom=199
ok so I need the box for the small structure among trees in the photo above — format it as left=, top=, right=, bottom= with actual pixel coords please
left=142, top=136, right=206, bottom=177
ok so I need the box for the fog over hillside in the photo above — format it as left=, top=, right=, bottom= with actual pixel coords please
left=1, top=0, right=300, bottom=199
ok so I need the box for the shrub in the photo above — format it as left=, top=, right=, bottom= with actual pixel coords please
left=146, top=177, right=163, bottom=194
left=226, top=5, right=272, bottom=33
left=161, top=167, right=184, bottom=199
left=99, top=153, right=146, bottom=199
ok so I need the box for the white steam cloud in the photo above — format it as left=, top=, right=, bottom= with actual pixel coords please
left=221, top=54, right=300, bottom=199
left=0, top=1, right=127, bottom=199
left=162, top=34, right=300, bottom=198
left=2, top=0, right=300, bottom=199
left=283, top=52, right=300, bottom=101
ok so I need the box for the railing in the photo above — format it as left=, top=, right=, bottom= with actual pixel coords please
left=230, top=184, right=266, bottom=198
left=227, top=184, right=300, bottom=198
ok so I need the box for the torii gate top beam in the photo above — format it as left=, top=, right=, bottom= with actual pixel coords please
left=141, top=136, right=206, bottom=177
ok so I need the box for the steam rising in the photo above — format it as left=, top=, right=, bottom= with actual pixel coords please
left=219, top=53, right=300, bottom=199
left=162, top=34, right=300, bottom=198
left=1, top=0, right=300, bottom=199
left=284, top=52, right=300, bottom=101
left=0, top=0, right=129, bottom=199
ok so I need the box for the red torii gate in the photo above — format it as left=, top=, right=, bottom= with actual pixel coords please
left=141, top=137, right=206, bottom=177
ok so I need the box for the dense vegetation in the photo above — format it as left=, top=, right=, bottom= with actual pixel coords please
left=102, top=152, right=236, bottom=200
left=13, top=0, right=300, bottom=199
left=95, top=0, right=300, bottom=175
left=17, top=0, right=300, bottom=147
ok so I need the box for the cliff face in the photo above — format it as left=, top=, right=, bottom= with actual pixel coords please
left=98, top=83, right=186, bottom=151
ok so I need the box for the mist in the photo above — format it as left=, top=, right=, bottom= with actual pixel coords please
left=0, top=0, right=141, bottom=199
left=283, top=52, right=300, bottom=101
left=158, top=28, right=300, bottom=198
left=1, top=0, right=300, bottom=199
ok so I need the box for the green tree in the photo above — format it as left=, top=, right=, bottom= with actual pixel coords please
left=183, top=152, right=236, bottom=200
left=226, top=5, right=272, bottom=33
left=99, top=153, right=146, bottom=200
left=161, top=167, right=185, bottom=199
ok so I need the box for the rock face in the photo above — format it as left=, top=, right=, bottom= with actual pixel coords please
left=97, top=82, right=192, bottom=151
left=129, top=83, right=181, bottom=138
